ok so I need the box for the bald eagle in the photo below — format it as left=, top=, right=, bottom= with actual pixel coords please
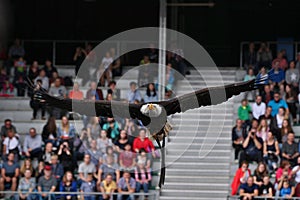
left=26, top=74, right=266, bottom=187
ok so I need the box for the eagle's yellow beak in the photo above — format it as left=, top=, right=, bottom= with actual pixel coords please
left=148, top=104, right=154, bottom=110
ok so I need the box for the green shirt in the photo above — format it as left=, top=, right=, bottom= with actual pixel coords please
left=238, top=104, right=252, bottom=120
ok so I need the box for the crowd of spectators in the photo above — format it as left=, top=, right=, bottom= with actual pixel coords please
left=0, top=112, right=159, bottom=199
left=232, top=42, right=300, bottom=199
left=0, top=39, right=195, bottom=200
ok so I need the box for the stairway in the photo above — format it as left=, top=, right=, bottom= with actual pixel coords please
left=159, top=68, right=237, bottom=200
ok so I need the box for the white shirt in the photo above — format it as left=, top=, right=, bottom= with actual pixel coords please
left=252, top=102, right=266, bottom=120
left=3, top=137, right=21, bottom=154
left=101, top=57, right=113, bottom=70
left=292, top=166, right=300, bottom=183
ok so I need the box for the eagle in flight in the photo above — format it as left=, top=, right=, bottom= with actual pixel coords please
left=27, top=72, right=267, bottom=188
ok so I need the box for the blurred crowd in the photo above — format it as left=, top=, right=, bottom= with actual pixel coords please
left=231, top=42, right=300, bottom=199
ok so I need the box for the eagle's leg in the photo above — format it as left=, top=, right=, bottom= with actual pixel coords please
left=155, top=135, right=165, bottom=188
left=152, top=120, right=172, bottom=188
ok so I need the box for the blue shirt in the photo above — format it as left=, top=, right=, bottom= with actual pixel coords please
left=127, top=89, right=142, bottom=103
left=269, top=69, right=285, bottom=83
left=240, top=183, right=258, bottom=194
left=268, top=99, right=288, bottom=116
left=280, top=187, right=291, bottom=197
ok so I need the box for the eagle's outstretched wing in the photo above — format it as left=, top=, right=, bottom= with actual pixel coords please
left=26, top=78, right=151, bottom=125
left=158, top=77, right=265, bottom=116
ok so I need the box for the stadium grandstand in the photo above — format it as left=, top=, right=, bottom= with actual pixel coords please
left=1, top=0, right=300, bottom=200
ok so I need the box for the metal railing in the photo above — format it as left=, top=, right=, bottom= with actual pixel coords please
left=1, top=190, right=159, bottom=200
left=20, top=39, right=157, bottom=66
left=240, top=41, right=300, bottom=68
left=228, top=195, right=300, bottom=200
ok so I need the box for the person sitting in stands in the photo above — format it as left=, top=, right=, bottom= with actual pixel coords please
left=42, top=142, right=55, bottom=164
left=15, top=169, right=36, bottom=200
left=85, top=139, right=103, bottom=168
left=30, top=79, right=46, bottom=120
left=58, top=142, right=75, bottom=172
left=282, top=132, right=299, bottom=167
left=107, top=80, right=120, bottom=100
left=57, top=116, right=76, bottom=148
left=78, top=153, right=97, bottom=184
left=68, top=82, right=84, bottom=100
left=253, top=162, right=268, bottom=188
left=260, top=85, right=274, bottom=105
left=258, top=175, right=273, bottom=198
left=119, top=143, right=136, bottom=172
left=135, top=161, right=151, bottom=199
left=232, top=119, right=246, bottom=162
left=0, top=119, right=17, bottom=154
left=59, top=171, right=77, bottom=200
left=100, top=173, right=117, bottom=200
left=97, top=155, right=120, bottom=191
left=251, top=95, right=266, bottom=121
left=270, top=107, right=287, bottom=142
left=239, top=176, right=259, bottom=200
left=263, top=131, right=280, bottom=173
left=256, top=119, right=269, bottom=142
left=127, top=81, right=142, bottom=104
left=48, top=78, right=67, bottom=119
left=80, top=173, right=96, bottom=200
left=239, top=128, right=263, bottom=167
left=133, top=129, right=156, bottom=159
left=2, top=128, right=21, bottom=161
left=42, top=117, right=58, bottom=146
left=23, top=127, right=43, bottom=161
left=231, top=161, right=251, bottom=195
left=102, top=117, right=120, bottom=142
left=0, top=153, right=20, bottom=197
left=50, top=154, right=64, bottom=184
left=117, top=171, right=136, bottom=200
left=238, top=99, right=252, bottom=129
left=20, top=157, right=36, bottom=177
left=97, top=130, right=113, bottom=154
left=86, top=81, right=104, bottom=100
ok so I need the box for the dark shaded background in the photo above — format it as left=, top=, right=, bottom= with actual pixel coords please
left=5, top=0, right=300, bottom=66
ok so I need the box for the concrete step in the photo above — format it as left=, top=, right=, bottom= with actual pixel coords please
left=164, top=175, right=229, bottom=184
left=166, top=161, right=230, bottom=170
left=166, top=149, right=231, bottom=157
left=171, top=113, right=233, bottom=118
left=169, top=136, right=231, bottom=144
left=0, top=110, right=33, bottom=121
left=160, top=189, right=228, bottom=198
left=171, top=123, right=232, bottom=129
left=171, top=117, right=233, bottom=122
left=167, top=143, right=232, bottom=150
left=162, top=182, right=229, bottom=190
left=0, top=97, right=31, bottom=111
left=165, top=155, right=231, bottom=163
left=165, top=168, right=230, bottom=177
left=169, top=132, right=231, bottom=138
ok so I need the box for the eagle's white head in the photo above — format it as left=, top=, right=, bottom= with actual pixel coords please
left=140, top=103, right=162, bottom=117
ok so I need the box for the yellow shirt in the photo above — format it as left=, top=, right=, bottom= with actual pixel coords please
left=101, top=180, right=117, bottom=193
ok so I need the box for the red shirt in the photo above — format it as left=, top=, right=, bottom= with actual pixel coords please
left=69, top=90, right=84, bottom=100
left=133, top=137, right=155, bottom=153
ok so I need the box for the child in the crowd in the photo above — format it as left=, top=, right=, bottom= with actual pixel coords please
left=280, top=180, right=293, bottom=198
left=80, top=173, right=96, bottom=200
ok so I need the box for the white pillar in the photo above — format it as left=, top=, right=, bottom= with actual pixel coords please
left=158, top=0, right=167, bottom=101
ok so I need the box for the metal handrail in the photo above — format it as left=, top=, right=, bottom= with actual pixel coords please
left=20, top=39, right=158, bottom=66
left=1, top=190, right=159, bottom=199
left=227, top=195, right=300, bottom=200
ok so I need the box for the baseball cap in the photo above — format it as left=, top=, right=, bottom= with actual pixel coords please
left=44, top=165, right=52, bottom=171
